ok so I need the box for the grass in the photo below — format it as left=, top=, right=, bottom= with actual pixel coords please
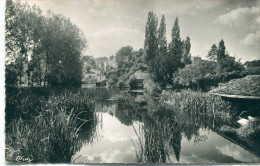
left=210, top=75, right=260, bottom=96
left=5, top=87, right=97, bottom=163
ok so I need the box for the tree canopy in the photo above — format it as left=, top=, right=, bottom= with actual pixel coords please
left=5, top=0, right=87, bottom=87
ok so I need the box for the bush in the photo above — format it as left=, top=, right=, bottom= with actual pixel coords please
left=117, top=80, right=125, bottom=89
left=143, top=75, right=162, bottom=95
left=6, top=63, right=18, bottom=86
left=129, top=77, right=139, bottom=90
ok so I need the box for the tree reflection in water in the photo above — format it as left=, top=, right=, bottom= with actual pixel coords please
left=111, top=93, right=237, bottom=163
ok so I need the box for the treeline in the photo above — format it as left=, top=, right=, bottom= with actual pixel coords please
left=5, top=0, right=86, bottom=87
left=173, top=39, right=245, bottom=91
left=144, top=12, right=245, bottom=90
left=144, top=12, right=191, bottom=88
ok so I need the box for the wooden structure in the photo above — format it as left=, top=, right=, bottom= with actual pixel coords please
left=96, top=79, right=107, bottom=87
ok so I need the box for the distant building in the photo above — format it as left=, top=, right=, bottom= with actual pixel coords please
left=131, top=70, right=148, bottom=88
left=191, top=56, right=202, bottom=64
left=108, top=55, right=117, bottom=68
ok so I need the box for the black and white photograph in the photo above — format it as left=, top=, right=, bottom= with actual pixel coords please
left=2, top=0, right=260, bottom=164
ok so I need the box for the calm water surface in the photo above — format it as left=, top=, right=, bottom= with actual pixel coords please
left=72, top=88, right=260, bottom=164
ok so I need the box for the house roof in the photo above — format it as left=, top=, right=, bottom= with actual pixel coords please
left=209, top=75, right=260, bottom=97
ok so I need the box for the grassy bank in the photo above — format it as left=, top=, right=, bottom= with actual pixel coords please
left=5, top=87, right=97, bottom=163
left=159, top=90, right=232, bottom=115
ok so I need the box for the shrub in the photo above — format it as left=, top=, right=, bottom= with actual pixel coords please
left=117, top=80, right=125, bottom=89
left=129, top=77, right=139, bottom=90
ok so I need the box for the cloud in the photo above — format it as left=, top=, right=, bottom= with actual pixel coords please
left=216, top=7, right=260, bottom=28
left=216, top=7, right=260, bottom=46
left=92, top=27, right=142, bottom=38
left=240, top=31, right=260, bottom=45
left=216, top=144, right=259, bottom=162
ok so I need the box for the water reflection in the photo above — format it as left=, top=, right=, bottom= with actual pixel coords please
left=73, top=88, right=260, bottom=164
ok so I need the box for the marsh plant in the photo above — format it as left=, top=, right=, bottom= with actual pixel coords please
left=160, top=90, right=232, bottom=116
left=5, top=88, right=97, bottom=163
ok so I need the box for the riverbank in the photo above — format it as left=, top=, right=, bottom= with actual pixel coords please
left=5, top=87, right=98, bottom=163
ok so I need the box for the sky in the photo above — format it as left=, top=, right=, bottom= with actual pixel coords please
left=20, top=0, right=260, bottom=62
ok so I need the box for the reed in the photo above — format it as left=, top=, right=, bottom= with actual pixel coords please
left=160, top=90, right=232, bottom=116
left=5, top=88, right=97, bottom=163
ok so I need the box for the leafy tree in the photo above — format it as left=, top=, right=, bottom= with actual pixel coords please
left=207, top=44, right=218, bottom=62
left=173, top=60, right=218, bottom=90
left=5, top=0, right=32, bottom=85
left=144, top=12, right=158, bottom=63
left=5, top=0, right=87, bottom=88
left=115, top=45, right=134, bottom=63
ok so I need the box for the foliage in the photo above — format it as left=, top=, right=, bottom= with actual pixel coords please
left=173, top=60, right=218, bottom=90
left=117, top=80, right=126, bottom=89
left=129, top=77, right=140, bottom=90
left=207, top=44, right=218, bottom=61
left=245, top=60, right=260, bottom=68
left=244, top=66, right=260, bottom=75
left=182, top=36, right=192, bottom=65
left=6, top=62, right=18, bottom=85
left=144, top=12, right=158, bottom=63
left=143, top=75, right=162, bottom=95
left=146, top=15, right=190, bottom=88
left=5, top=0, right=87, bottom=88
left=157, top=15, right=167, bottom=57
left=116, top=45, right=134, bottom=63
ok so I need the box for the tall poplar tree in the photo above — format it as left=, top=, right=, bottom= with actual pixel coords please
left=169, top=17, right=183, bottom=62
left=182, top=36, right=191, bottom=65
left=157, top=15, right=167, bottom=57
left=144, top=12, right=158, bottom=63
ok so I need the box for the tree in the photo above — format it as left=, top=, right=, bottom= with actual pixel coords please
left=169, top=17, right=183, bottom=61
left=164, top=17, right=184, bottom=86
left=157, top=15, right=167, bottom=57
left=5, top=0, right=87, bottom=88
left=182, top=36, right=191, bottom=65
left=144, top=12, right=158, bottom=63
left=115, top=45, right=134, bottom=63
left=5, top=0, right=31, bottom=85
left=45, top=12, right=86, bottom=87
left=173, top=60, right=218, bottom=90
left=207, top=44, right=218, bottom=62
left=217, top=39, right=227, bottom=62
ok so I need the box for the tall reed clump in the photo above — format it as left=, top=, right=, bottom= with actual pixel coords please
left=159, top=90, right=232, bottom=116
left=5, top=88, right=97, bottom=163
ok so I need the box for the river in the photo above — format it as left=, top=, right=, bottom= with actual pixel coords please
left=72, top=88, right=260, bottom=164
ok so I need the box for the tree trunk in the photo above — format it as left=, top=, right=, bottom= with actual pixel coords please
left=26, top=53, right=30, bottom=87
left=44, top=50, right=49, bottom=87
left=19, top=57, right=22, bottom=85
